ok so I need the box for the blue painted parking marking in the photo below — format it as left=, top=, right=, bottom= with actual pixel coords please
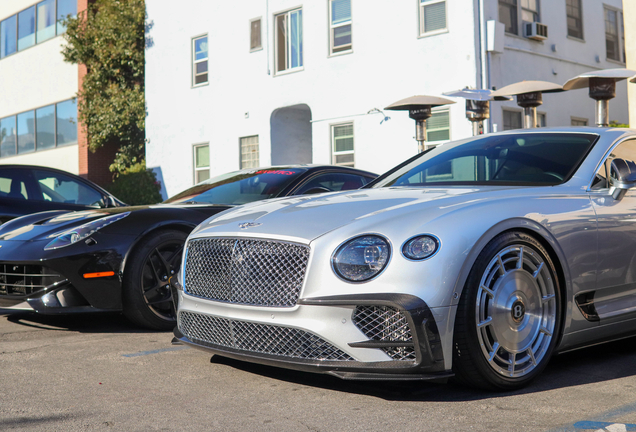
left=573, top=421, right=636, bottom=430
left=549, top=400, right=636, bottom=431
left=122, top=346, right=188, bottom=357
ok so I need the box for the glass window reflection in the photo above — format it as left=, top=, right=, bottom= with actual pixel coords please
left=56, top=99, right=77, bottom=146
left=18, top=6, right=36, bottom=51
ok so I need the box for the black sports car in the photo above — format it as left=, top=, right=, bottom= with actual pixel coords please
left=0, top=165, right=127, bottom=223
left=0, top=165, right=376, bottom=330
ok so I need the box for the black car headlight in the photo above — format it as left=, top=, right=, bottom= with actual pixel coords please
left=332, top=235, right=391, bottom=282
left=402, top=235, right=440, bottom=261
left=44, top=212, right=130, bottom=250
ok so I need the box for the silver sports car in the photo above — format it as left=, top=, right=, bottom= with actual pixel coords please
left=172, top=127, right=636, bottom=390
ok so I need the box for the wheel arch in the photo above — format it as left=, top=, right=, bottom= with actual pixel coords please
left=120, top=222, right=195, bottom=276
left=449, top=217, right=571, bottom=344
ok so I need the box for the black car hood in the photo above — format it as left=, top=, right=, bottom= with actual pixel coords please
left=0, top=203, right=230, bottom=242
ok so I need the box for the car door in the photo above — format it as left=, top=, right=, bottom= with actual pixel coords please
left=588, top=138, right=636, bottom=325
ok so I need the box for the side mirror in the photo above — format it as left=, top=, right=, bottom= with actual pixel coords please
left=610, top=158, right=636, bottom=199
left=101, top=196, right=117, bottom=208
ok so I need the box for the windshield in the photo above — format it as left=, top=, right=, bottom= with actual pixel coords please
left=164, top=168, right=307, bottom=205
left=372, top=133, right=599, bottom=188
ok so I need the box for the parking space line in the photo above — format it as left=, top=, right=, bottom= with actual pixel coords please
left=122, top=346, right=188, bottom=357
left=573, top=421, right=636, bottom=431
left=550, top=400, right=636, bottom=431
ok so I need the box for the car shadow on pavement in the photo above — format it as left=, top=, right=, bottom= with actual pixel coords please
left=1, top=311, right=166, bottom=334
left=208, top=334, right=636, bottom=402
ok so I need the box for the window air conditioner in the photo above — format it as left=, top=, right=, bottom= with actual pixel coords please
left=524, top=22, right=548, bottom=41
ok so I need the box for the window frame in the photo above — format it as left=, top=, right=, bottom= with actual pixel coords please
left=426, top=108, right=451, bottom=145
left=274, top=7, right=304, bottom=75
left=418, top=0, right=448, bottom=38
left=239, top=135, right=260, bottom=169
left=604, top=5, right=624, bottom=64
left=249, top=17, right=263, bottom=52
left=499, top=0, right=541, bottom=36
left=502, top=108, right=523, bottom=131
left=193, top=143, right=210, bottom=185
left=328, top=0, right=352, bottom=56
left=571, top=117, right=588, bottom=127
left=192, top=34, right=209, bottom=87
left=565, top=0, right=584, bottom=40
left=331, top=121, right=355, bottom=167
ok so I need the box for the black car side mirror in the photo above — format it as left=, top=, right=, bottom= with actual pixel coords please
left=101, top=196, right=117, bottom=208
left=610, top=158, right=636, bottom=199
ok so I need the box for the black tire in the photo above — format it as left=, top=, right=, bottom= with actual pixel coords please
left=452, top=231, right=562, bottom=391
left=122, top=229, right=187, bottom=330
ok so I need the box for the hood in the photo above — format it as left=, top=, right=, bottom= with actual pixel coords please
left=0, top=203, right=224, bottom=242
left=192, top=186, right=538, bottom=242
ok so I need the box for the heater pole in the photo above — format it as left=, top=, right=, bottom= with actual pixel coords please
left=596, top=100, right=610, bottom=127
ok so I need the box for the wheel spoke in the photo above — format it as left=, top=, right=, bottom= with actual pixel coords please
left=509, top=353, right=516, bottom=376
left=527, top=348, right=537, bottom=366
left=167, top=244, right=184, bottom=268
left=541, top=294, right=555, bottom=304
left=497, top=256, right=506, bottom=275
left=147, top=255, right=162, bottom=282
left=143, top=282, right=164, bottom=297
left=488, top=342, right=500, bottom=362
left=153, top=247, right=172, bottom=275
left=540, top=326, right=552, bottom=337
left=517, top=246, right=524, bottom=269
left=478, top=317, right=493, bottom=328
left=533, top=262, right=544, bottom=278
left=480, top=285, right=495, bottom=298
left=147, top=294, right=172, bottom=306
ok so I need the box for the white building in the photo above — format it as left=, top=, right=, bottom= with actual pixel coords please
left=0, top=0, right=115, bottom=186
left=145, top=0, right=628, bottom=199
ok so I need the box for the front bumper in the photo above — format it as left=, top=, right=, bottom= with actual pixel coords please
left=174, top=291, right=453, bottom=381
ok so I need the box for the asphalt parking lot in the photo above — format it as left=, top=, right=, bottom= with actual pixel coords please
left=2, top=312, right=636, bottom=432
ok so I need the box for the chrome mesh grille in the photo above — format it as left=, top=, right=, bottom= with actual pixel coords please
left=184, top=238, right=310, bottom=307
left=352, top=306, right=416, bottom=361
left=0, top=264, right=65, bottom=296
left=179, top=311, right=353, bottom=361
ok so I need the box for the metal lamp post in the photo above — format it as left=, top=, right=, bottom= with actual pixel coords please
left=385, top=95, right=455, bottom=152
left=491, top=81, right=564, bottom=129
left=563, top=69, right=636, bottom=127
left=443, top=89, right=512, bottom=136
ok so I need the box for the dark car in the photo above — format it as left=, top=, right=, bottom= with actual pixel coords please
left=0, top=165, right=376, bottom=330
left=0, top=165, right=126, bottom=223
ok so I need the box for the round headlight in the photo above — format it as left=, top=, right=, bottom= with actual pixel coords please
left=332, top=235, right=391, bottom=282
left=402, top=235, right=440, bottom=260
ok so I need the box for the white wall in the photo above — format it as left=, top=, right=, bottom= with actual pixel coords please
left=145, top=0, right=478, bottom=197
left=0, top=1, right=79, bottom=172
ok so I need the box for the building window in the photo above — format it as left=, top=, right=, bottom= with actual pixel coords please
left=194, top=144, right=210, bottom=183
left=192, top=36, right=208, bottom=86
left=329, top=0, right=352, bottom=54
left=605, top=7, right=621, bottom=62
left=56, top=0, right=77, bottom=34
left=250, top=18, right=262, bottom=51
left=240, top=135, right=260, bottom=169
left=275, top=8, right=303, bottom=73
left=520, top=0, right=539, bottom=23
left=37, top=0, right=56, bottom=43
left=0, top=116, right=17, bottom=158
left=0, top=99, right=77, bottom=158
left=426, top=109, right=450, bottom=143
left=332, top=123, right=354, bottom=166
left=503, top=109, right=522, bottom=130
left=566, top=0, right=583, bottom=39
left=18, top=6, right=36, bottom=51
left=0, top=15, right=17, bottom=58
left=420, top=0, right=447, bottom=35
left=571, top=117, right=588, bottom=126
left=499, top=0, right=518, bottom=34
left=537, top=112, right=546, bottom=127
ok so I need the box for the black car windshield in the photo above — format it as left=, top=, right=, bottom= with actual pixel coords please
left=371, top=133, right=599, bottom=188
left=164, top=168, right=307, bottom=205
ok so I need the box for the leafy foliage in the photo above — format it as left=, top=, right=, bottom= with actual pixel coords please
left=609, top=121, right=629, bottom=128
left=106, top=162, right=163, bottom=205
left=61, top=0, right=146, bottom=174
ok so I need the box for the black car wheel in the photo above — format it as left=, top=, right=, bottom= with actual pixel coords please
left=452, top=231, right=562, bottom=391
left=122, top=229, right=187, bottom=330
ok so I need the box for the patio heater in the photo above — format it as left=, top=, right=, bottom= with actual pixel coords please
left=385, top=95, right=455, bottom=152
left=563, top=69, right=636, bottom=127
left=491, top=81, right=564, bottom=129
left=443, top=89, right=512, bottom=136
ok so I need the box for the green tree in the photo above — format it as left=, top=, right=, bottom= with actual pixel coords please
left=61, top=0, right=146, bottom=174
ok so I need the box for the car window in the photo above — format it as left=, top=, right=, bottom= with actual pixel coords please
left=32, top=169, right=103, bottom=206
left=0, top=169, right=30, bottom=200
left=591, top=139, right=636, bottom=190
left=294, top=173, right=370, bottom=195
left=373, top=133, right=599, bottom=188
left=165, top=168, right=308, bottom=205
